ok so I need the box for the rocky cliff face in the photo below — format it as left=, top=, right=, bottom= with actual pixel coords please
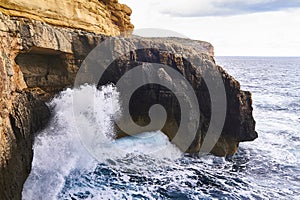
left=76, top=37, right=257, bottom=156
left=0, top=92, right=50, bottom=200
left=0, top=12, right=50, bottom=200
left=0, top=0, right=134, bottom=35
left=0, top=0, right=134, bottom=198
left=0, top=1, right=256, bottom=198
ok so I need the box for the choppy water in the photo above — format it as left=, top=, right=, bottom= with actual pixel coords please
left=22, top=57, right=300, bottom=199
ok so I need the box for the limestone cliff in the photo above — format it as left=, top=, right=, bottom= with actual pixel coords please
left=0, top=1, right=256, bottom=199
left=0, top=0, right=134, bottom=198
left=0, top=0, right=134, bottom=35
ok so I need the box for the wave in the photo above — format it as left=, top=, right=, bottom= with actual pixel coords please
left=22, top=85, right=182, bottom=199
left=23, top=56, right=300, bottom=199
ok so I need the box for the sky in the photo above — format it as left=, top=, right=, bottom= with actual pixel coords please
left=119, top=0, right=300, bottom=56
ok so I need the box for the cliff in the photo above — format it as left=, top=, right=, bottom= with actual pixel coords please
left=76, top=36, right=257, bottom=155
left=0, top=1, right=256, bottom=199
left=0, top=0, right=134, bottom=35
left=0, top=0, right=134, bottom=199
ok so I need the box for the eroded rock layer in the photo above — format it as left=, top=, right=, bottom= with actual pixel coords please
left=0, top=0, right=134, bottom=35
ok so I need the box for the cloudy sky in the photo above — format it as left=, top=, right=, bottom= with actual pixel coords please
left=119, top=0, right=300, bottom=56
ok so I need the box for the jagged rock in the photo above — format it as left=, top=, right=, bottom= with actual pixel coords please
left=0, top=92, right=50, bottom=200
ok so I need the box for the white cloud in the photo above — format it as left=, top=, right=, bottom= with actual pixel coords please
left=119, top=0, right=300, bottom=56
left=121, top=0, right=300, bottom=17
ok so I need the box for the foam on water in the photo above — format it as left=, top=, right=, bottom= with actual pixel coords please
left=22, top=84, right=182, bottom=199
left=216, top=57, right=300, bottom=198
left=22, top=85, right=118, bottom=198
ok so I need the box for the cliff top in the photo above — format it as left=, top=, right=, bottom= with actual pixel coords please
left=131, top=36, right=214, bottom=56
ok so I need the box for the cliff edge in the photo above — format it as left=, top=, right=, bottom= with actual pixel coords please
left=0, top=0, right=134, bottom=35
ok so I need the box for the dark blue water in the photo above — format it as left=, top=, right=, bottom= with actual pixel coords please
left=23, top=57, right=300, bottom=199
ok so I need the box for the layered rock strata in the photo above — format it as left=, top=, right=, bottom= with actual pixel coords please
left=0, top=0, right=134, bottom=35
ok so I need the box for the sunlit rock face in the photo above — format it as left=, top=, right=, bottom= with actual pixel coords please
left=0, top=0, right=134, bottom=35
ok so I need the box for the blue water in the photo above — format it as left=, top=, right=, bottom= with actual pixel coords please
left=22, top=57, right=300, bottom=199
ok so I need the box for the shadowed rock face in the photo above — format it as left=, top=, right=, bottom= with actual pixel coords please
left=89, top=40, right=257, bottom=156
left=0, top=9, right=256, bottom=199
left=0, top=92, right=50, bottom=200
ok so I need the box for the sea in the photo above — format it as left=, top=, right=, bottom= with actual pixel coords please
left=22, top=57, right=300, bottom=199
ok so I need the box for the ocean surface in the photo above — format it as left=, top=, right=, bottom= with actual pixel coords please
left=22, top=57, right=300, bottom=199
